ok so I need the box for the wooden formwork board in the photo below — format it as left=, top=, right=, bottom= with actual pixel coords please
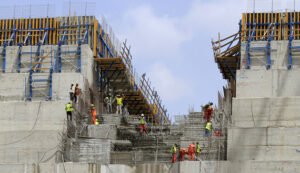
left=0, top=16, right=118, bottom=59
left=241, top=12, right=300, bottom=41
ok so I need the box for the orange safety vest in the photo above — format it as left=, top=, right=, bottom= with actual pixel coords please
left=91, top=109, right=97, bottom=117
left=91, top=108, right=97, bottom=124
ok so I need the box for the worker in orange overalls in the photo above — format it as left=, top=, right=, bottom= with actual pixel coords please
left=188, top=142, right=196, bottom=160
left=179, top=147, right=187, bottom=161
left=90, top=104, right=97, bottom=124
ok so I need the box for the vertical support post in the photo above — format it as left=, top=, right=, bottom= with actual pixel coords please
left=77, top=17, right=81, bottom=43
left=17, top=43, right=23, bottom=73
left=266, top=26, right=273, bottom=70
left=57, top=41, right=62, bottom=72
left=76, top=40, right=82, bottom=73
left=288, top=16, right=294, bottom=70
left=85, top=23, right=89, bottom=44
left=246, top=39, right=251, bottom=69
left=2, top=43, right=7, bottom=73
left=246, top=23, right=256, bottom=69
left=48, top=68, right=53, bottom=100
left=28, top=70, right=33, bottom=101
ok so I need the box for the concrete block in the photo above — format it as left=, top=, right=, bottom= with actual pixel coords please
left=0, top=73, right=27, bottom=101
left=69, top=138, right=111, bottom=163
left=101, top=114, right=122, bottom=125
left=232, top=97, right=300, bottom=127
left=200, top=161, right=229, bottom=173
left=228, top=127, right=300, bottom=147
left=81, top=44, right=94, bottom=84
left=228, top=146, right=300, bottom=161
left=228, top=128, right=267, bottom=147
left=3, top=46, right=19, bottom=73
left=87, top=124, right=117, bottom=139
left=178, top=161, right=201, bottom=173
left=110, top=152, right=132, bottom=165
left=236, top=69, right=272, bottom=98
left=136, top=164, right=169, bottom=173
left=236, top=69, right=300, bottom=98
left=268, top=127, right=300, bottom=146
left=102, top=164, right=134, bottom=173
left=0, top=101, right=65, bottom=132
left=0, top=130, right=61, bottom=149
left=0, top=163, right=35, bottom=173
left=39, top=162, right=98, bottom=173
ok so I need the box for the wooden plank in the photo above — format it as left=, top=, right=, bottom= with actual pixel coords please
left=1, top=20, right=4, bottom=44
left=93, top=19, right=98, bottom=57
left=285, top=12, right=289, bottom=40
left=277, top=13, right=281, bottom=40
left=259, top=13, right=262, bottom=40
left=8, top=19, right=11, bottom=44
left=94, top=57, right=122, bottom=62
left=296, top=12, right=300, bottom=40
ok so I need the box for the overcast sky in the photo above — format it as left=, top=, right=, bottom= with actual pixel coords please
left=1, top=0, right=298, bottom=119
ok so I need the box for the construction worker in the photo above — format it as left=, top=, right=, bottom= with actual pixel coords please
left=69, top=84, right=74, bottom=101
left=179, top=147, right=187, bottom=161
left=171, top=144, right=178, bottom=163
left=195, top=142, right=201, bottom=160
left=115, top=94, right=124, bottom=114
left=104, top=96, right=113, bottom=113
left=203, top=102, right=213, bottom=122
left=74, top=84, right=81, bottom=104
left=139, top=114, right=147, bottom=135
left=65, top=102, right=73, bottom=121
left=205, top=120, right=213, bottom=138
left=90, top=104, right=97, bottom=124
left=188, top=142, right=196, bottom=160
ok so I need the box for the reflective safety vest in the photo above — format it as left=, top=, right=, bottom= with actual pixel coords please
left=196, top=144, right=201, bottom=153
left=116, top=97, right=123, bottom=105
left=91, top=108, right=97, bottom=117
left=140, top=118, right=145, bottom=125
left=171, top=145, right=177, bottom=154
left=95, top=119, right=100, bottom=125
left=206, top=122, right=212, bottom=131
left=65, top=104, right=73, bottom=112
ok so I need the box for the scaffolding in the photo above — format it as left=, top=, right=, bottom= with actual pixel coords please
left=212, top=11, right=300, bottom=97
left=0, top=9, right=169, bottom=124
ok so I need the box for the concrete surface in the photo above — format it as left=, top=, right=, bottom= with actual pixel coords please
left=87, top=124, right=117, bottom=139
left=232, top=97, right=300, bottom=127
left=236, top=69, right=300, bottom=98
left=2, top=161, right=300, bottom=173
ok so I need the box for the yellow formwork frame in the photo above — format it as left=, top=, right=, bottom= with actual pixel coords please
left=242, top=12, right=300, bottom=41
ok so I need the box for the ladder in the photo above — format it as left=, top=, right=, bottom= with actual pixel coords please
left=27, top=68, right=53, bottom=101
left=26, top=47, right=54, bottom=101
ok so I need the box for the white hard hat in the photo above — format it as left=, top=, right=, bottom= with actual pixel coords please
left=141, top=114, right=144, bottom=117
